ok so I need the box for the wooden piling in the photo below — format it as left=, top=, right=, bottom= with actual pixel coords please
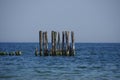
left=67, top=31, right=70, bottom=56
left=39, top=31, right=42, bottom=56
left=0, top=52, right=8, bottom=55
left=44, top=32, right=48, bottom=56
left=51, top=31, right=54, bottom=56
left=57, top=32, right=61, bottom=55
left=71, top=31, right=75, bottom=56
left=62, top=31, right=65, bottom=55
left=43, top=32, right=45, bottom=56
left=65, top=31, right=70, bottom=56
left=54, top=31, right=57, bottom=56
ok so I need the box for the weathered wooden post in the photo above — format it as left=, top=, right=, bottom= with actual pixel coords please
left=67, top=31, right=70, bottom=56
left=71, top=31, right=75, bottom=56
left=50, top=31, right=52, bottom=56
left=65, top=31, right=70, bottom=56
left=54, top=31, right=57, bottom=56
left=46, top=32, right=48, bottom=55
left=42, top=32, right=45, bottom=56
left=65, top=31, right=67, bottom=56
left=51, top=31, right=54, bottom=56
left=57, top=32, right=61, bottom=55
left=15, top=51, right=22, bottom=56
left=39, top=31, right=42, bottom=56
left=44, top=32, right=48, bottom=56
left=62, top=31, right=65, bottom=55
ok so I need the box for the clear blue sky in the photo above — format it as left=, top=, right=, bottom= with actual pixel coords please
left=0, top=0, right=120, bottom=43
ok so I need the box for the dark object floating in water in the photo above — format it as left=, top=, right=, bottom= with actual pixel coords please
left=0, top=51, right=22, bottom=56
left=35, top=31, right=75, bottom=56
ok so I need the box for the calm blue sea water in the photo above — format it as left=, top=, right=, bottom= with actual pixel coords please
left=0, top=43, right=120, bottom=80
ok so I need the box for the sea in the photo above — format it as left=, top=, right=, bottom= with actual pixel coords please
left=0, top=43, right=120, bottom=80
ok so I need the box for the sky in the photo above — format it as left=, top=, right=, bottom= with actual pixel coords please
left=0, top=0, right=120, bottom=43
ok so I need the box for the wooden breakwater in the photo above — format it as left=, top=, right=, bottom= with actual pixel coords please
left=0, top=51, right=22, bottom=56
left=35, top=31, right=75, bottom=56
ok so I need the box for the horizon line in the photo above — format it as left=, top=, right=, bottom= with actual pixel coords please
left=0, top=42, right=120, bottom=44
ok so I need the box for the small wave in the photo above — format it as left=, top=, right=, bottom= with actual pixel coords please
left=0, top=75, right=18, bottom=78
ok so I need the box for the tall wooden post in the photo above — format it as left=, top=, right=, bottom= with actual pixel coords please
left=39, top=31, right=42, bottom=56
left=71, top=31, right=75, bottom=56
left=43, top=32, right=45, bottom=56
left=62, top=31, right=65, bottom=55
left=57, top=32, right=61, bottom=55
left=67, top=31, right=70, bottom=56
left=51, top=31, right=54, bottom=56
left=46, top=32, right=48, bottom=55
left=65, top=31, right=70, bottom=56
left=54, top=31, right=57, bottom=56
left=68, top=31, right=70, bottom=56
left=44, top=32, right=48, bottom=56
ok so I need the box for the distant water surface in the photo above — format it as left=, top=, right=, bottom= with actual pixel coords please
left=0, top=43, right=120, bottom=80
